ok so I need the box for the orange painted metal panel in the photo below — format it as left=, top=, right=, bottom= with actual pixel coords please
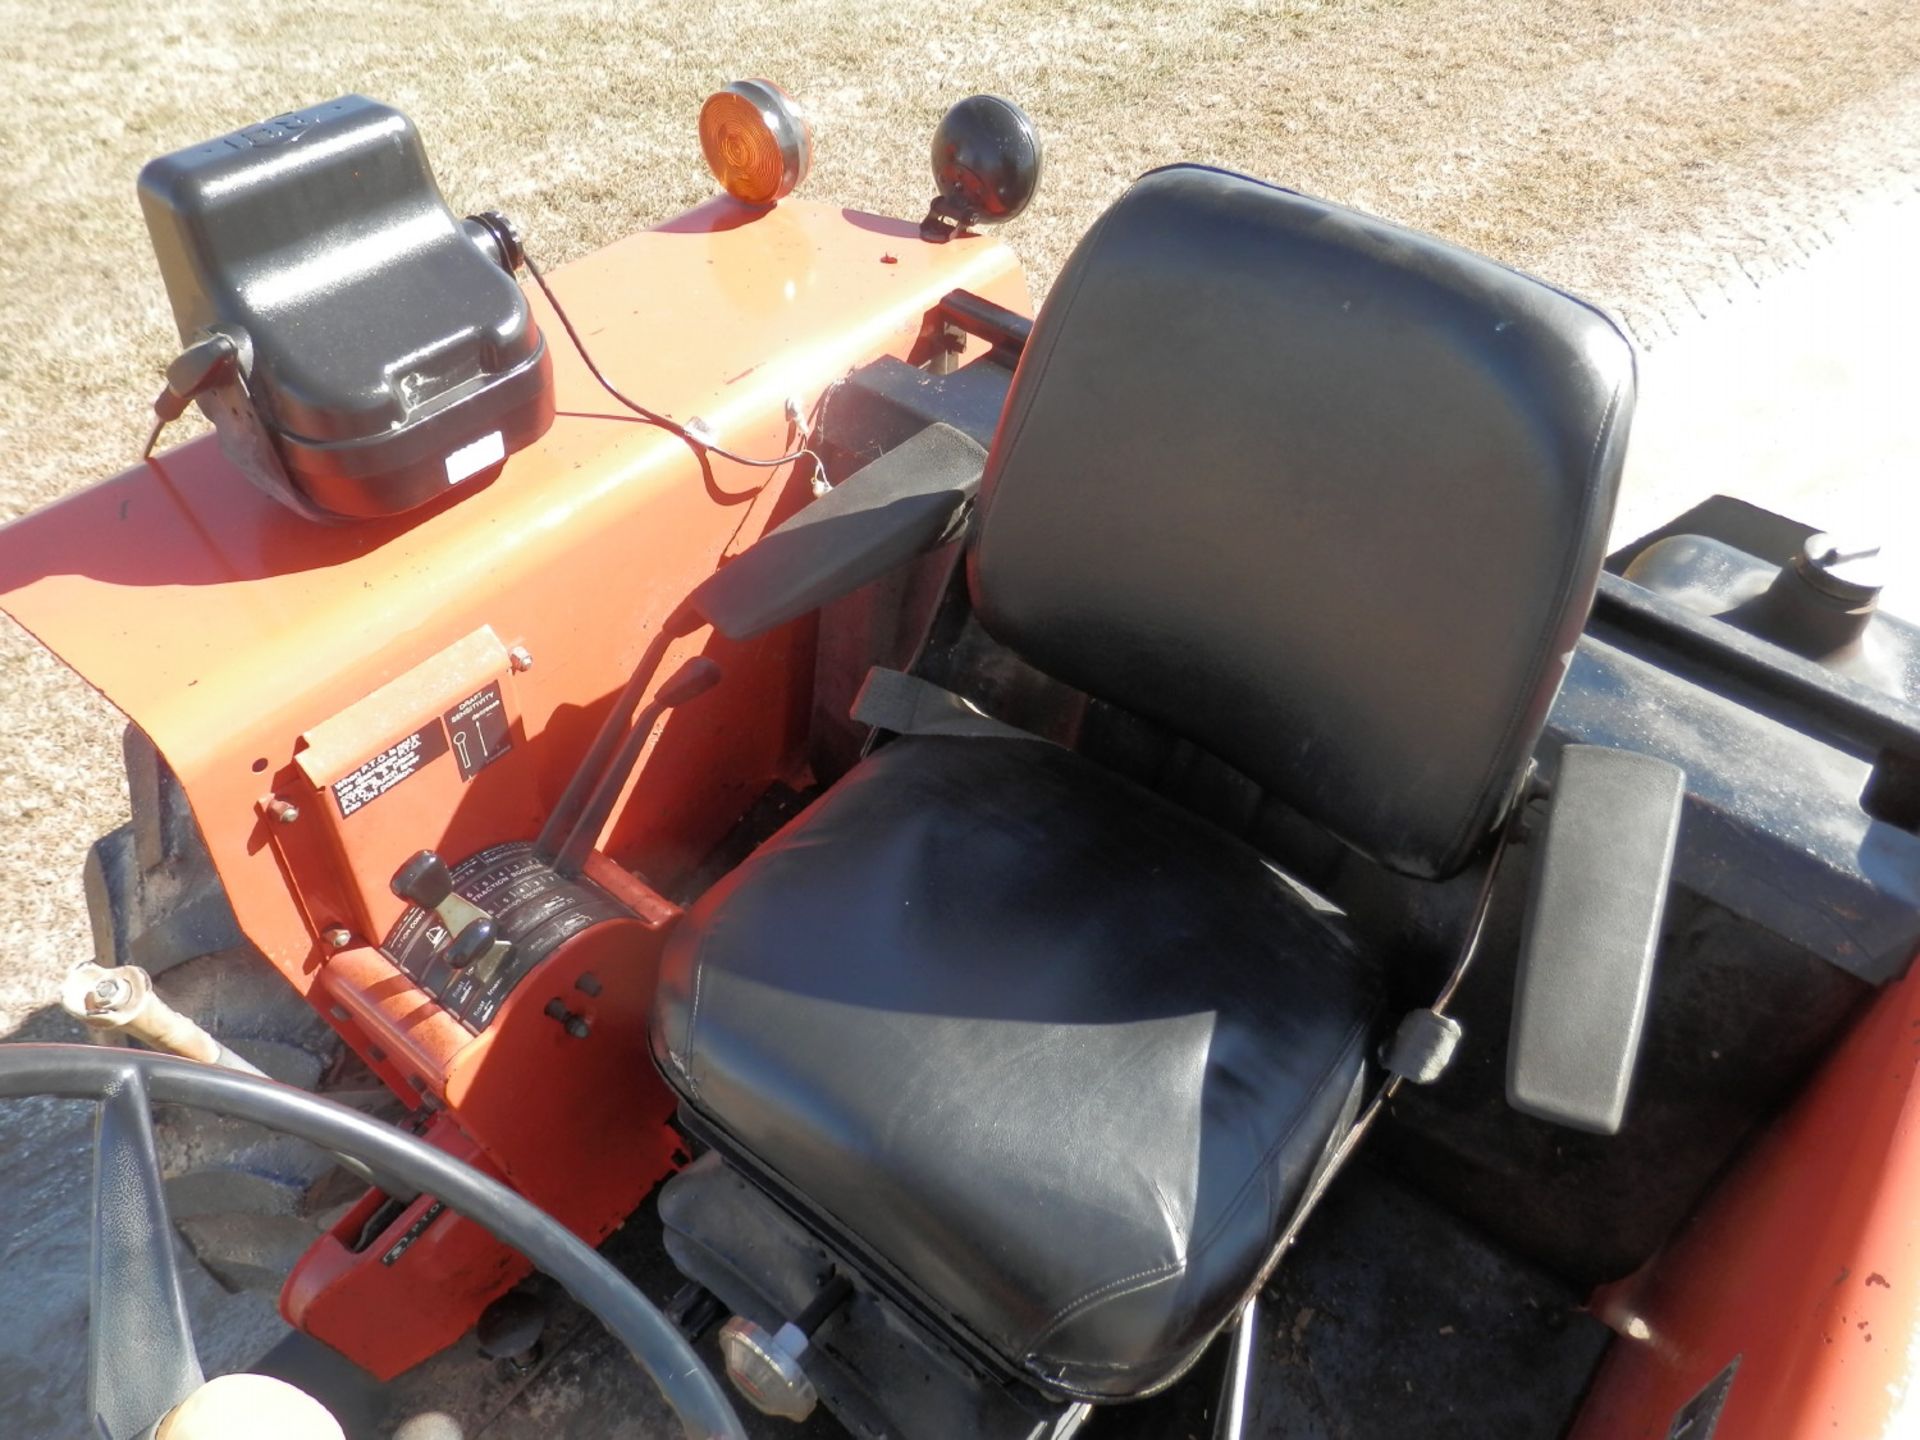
left=0, top=194, right=1029, bottom=1369
left=283, top=854, right=685, bottom=1373
left=282, top=1116, right=533, bottom=1380
left=1573, top=948, right=1920, bottom=1439
left=0, top=196, right=1025, bottom=990
left=289, top=624, right=541, bottom=947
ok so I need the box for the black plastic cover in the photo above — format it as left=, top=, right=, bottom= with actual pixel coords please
left=139, top=96, right=552, bottom=520
left=688, top=421, right=987, bottom=640
left=1508, top=744, right=1684, bottom=1133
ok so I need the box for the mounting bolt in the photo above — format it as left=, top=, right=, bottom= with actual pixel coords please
left=508, top=645, right=534, bottom=673
left=321, top=926, right=354, bottom=951
left=264, top=796, right=300, bottom=825
left=85, top=975, right=133, bottom=1014
left=477, top=1289, right=549, bottom=1373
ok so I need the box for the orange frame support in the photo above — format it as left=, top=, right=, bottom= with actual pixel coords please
left=1574, top=943, right=1920, bottom=1439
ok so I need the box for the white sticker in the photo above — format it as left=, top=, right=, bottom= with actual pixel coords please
left=444, top=430, right=506, bottom=485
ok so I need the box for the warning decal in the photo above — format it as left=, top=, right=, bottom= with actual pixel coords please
left=331, top=722, right=449, bottom=818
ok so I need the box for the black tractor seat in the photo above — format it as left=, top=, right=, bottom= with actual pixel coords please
left=654, top=733, right=1380, bottom=1398
left=648, top=163, right=1638, bottom=1411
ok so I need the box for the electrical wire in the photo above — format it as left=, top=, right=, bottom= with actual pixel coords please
left=1246, top=815, right=1522, bottom=1299
left=138, top=246, right=829, bottom=487
left=518, top=239, right=846, bottom=867
left=522, top=249, right=826, bottom=479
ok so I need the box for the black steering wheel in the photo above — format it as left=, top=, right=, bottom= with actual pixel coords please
left=0, top=1043, right=746, bottom=1440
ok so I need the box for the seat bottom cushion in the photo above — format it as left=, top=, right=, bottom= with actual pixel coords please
left=650, top=735, right=1383, bottom=1399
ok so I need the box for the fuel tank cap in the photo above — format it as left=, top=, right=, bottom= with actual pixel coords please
left=1791, top=532, right=1885, bottom=606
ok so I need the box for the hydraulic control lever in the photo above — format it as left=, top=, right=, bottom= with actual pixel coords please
left=61, top=962, right=404, bottom=1201
left=546, top=655, right=724, bottom=877
left=390, top=850, right=512, bottom=978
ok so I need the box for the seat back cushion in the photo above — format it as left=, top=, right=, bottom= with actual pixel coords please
left=968, top=164, right=1635, bottom=880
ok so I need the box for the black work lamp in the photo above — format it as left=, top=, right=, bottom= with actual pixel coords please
left=920, top=95, right=1043, bottom=241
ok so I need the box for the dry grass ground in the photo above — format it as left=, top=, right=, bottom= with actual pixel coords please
left=0, top=0, right=1917, bottom=1022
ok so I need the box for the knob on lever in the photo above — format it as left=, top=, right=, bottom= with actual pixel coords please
left=445, top=917, right=497, bottom=972
left=391, top=850, right=510, bottom=978
left=393, top=850, right=491, bottom=934
left=392, top=849, right=455, bottom=905
left=717, top=1273, right=852, bottom=1422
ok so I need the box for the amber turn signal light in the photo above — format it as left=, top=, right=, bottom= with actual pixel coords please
left=699, top=80, right=812, bottom=206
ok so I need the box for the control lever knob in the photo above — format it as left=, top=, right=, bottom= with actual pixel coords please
left=445, top=917, right=497, bottom=971
left=718, top=1318, right=818, bottom=1422
left=391, top=848, right=504, bottom=977
left=391, top=850, right=454, bottom=909
left=716, top=1273, right=851, bottom=1422
left=475, top=1287, right=547, bottom=1370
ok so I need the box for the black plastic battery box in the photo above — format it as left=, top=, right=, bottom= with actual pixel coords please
left=139, top=96, right=553, bottom=521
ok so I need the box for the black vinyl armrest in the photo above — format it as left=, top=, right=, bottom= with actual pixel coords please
left=1507, top=744, right=1685, bottom=1135
left=688, top=422, right=988, bottom=641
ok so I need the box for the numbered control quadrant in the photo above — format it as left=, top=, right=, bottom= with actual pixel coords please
left=380, top=841, right=626, bottom=1030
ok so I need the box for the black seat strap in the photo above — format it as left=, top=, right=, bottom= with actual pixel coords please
left=850, top=667, right=1049, bottom=743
